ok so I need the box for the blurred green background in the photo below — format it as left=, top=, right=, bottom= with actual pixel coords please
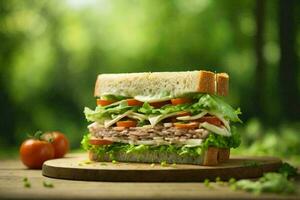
left=0, top=0, right=299, bottom=163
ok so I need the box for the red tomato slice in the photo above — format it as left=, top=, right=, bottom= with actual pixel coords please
left=150, top=101, right=171, bottom=108
left=116, top=120, right=137, bottom=127
left=89, top=139, right=113, bottom=145
left=176, top=111, right=191, bottom=117
left=171, top=98, right=192, bottom=105
left=126, top=99, right=143, bottom=106
left=97, top=99, right=116, bottom=106
left=198, top=116, right=223, bottom=127
left=169, top=112, right=191, bottom=122
left=174, top=122, right=199, bottom=129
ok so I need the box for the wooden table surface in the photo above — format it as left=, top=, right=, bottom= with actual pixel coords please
left=1, top=154, right=299, bottom=200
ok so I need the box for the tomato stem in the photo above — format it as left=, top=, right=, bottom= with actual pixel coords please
left=27, top=130, right=53, bottom=142
left=34, top=131, right=44, bottom=139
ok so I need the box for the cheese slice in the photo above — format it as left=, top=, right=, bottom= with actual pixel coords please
left=176, top=111, right=208, bottom=120
left=148, top=112, right=181, bottom=127
left=104, top=110, right=133, bottom=128
left=208, top=111, right=231, bottom=131
left=134, top=95, right=172, bottom=103
left=200, top=122, right=231, bottom=137
left=128, top=112, right=148, bottom=121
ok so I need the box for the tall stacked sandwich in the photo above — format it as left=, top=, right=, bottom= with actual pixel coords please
left=81, top=70, right=242, bottom=165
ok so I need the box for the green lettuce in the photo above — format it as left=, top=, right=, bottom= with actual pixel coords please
left=81, top=134, right=203, bottom=157
left=138, top=102, right=190, bottom=115
left=202, top=126, right=241, bottom=149
left=191, top=94, right=242, bottom=122
left=84, top=101, right=139, bottom=122
left=235, top=173, right=295, bottom=194
left=138, top=94, right=242, bottom=123
left=81, top=130, right=241, bottom=157
left=85, top=94, right=241, bottom=124
left=101, top=94, right=128, bottom=101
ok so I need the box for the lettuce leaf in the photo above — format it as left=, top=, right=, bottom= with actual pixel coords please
left=202, top=126, right=241, bottom=149
left=138, top=94, right=241, bottom=123
left=191, top=94, right=242, bottom=122
left=84, top=101, right=139, bottom=122
left=138, top=102, right=190, bottom=115
left=235, top=172, right=295, bottom=194
left=101, top=94, right=128, bottom=101
left=81, top=130, right=241, bottom=157
left=81, top=134, right=203, bottom=157
left=86, top=94, right=242, bottom=125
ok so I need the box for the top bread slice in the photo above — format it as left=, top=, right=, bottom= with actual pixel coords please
left=94, top=70, right=229, bottom=99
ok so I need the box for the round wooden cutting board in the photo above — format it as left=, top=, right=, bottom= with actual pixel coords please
left=42, top=153, right=281, bottom=182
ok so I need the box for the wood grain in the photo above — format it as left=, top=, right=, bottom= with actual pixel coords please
left=0, top=154, right=299, bottom=200
left=42, top=153, right=282, bottom=182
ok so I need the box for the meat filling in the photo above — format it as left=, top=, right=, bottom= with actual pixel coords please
left=88, top=122, right=209, bottom=145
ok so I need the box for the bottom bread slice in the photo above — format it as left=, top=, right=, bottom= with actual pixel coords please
left=89, top=147, right=230, bottom=166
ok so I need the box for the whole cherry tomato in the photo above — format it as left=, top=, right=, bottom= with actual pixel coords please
left=49, top=131, right=69, bottom=158
left=20, top=139, right=55, bottom=169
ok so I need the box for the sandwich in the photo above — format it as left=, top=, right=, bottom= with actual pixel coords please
left=81, top=70, right=242, bottom=165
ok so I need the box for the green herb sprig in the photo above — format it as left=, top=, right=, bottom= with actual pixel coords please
left=43, top=181, right=54, bottom=188
left=23, top=177, right=31, bottom=188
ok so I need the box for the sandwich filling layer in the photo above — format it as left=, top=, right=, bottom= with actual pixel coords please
left=82, top=93, right=242, bottom=159
left=88, top=123, right=209, bottom=145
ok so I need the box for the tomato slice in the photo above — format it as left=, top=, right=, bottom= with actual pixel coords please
left=126, top=99, right=143, bottom=106
left=171, top=98, right=192, bottom=105
left=150, top=101, right=171, bottom=108
left=198, top=116, right=223, bottom=127
left=168, top=112, right=191, bottom=122
left=97, top=99, right=116, bottom=106
left=174, top=122, right=199, bottom=129
left=176, top=111, right=191, bottom=117
left=89, top=138, right=113, bottom=145
left=116, top=120, right=137, bottom=128
left=49, top=131, right=69, bottom=158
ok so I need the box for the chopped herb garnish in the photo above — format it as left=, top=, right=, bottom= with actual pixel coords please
left=215, top=177, right=225, bottom=186
left=24, top=182, right=31, bottom=188
left=84, top=160, right=92, bottom=164
left=228, top=178, right=236, bottom=185
left=204, top=178, right=210, bottom=186
left=203, top=178, right=213, bottom=189
left=23, top=177, right=31, bottom=188
left=160, top=161, right=168, bottom=167
left=230, top=183, right=237, bottom=191
left=234, top=173, right=295, bottom=194
left=43, top=181, right=54, bottom=188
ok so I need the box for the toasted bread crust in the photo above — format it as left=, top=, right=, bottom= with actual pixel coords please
left=217, top=148, right=230, bottom=163
left=89, top=151, right=95, bottom=161
left=216, top=73, right=229, bottom=96
left=94, top=70, right=229, bottom=97
left=197, top=70, right=216, bottom=95
left=203, top=147, right=219, bottom=166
